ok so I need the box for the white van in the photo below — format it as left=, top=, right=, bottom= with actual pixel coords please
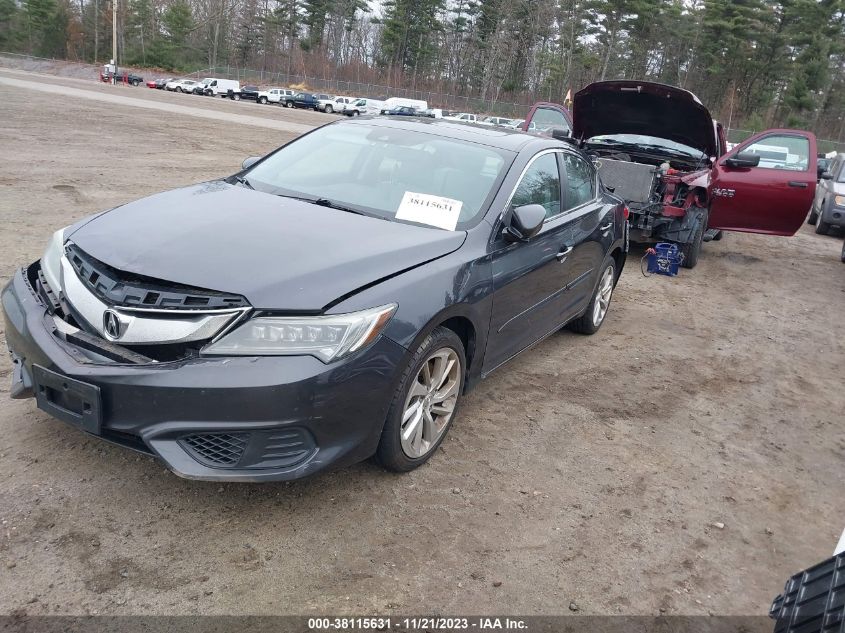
left=379, top=97, right=428, bottom=114
left=200, top=78, right=240, bottom=97
left=343, top=98, right=385, bottom=117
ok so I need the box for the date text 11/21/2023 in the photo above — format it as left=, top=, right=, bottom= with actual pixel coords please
left=307, top=617, right=529, bottom=630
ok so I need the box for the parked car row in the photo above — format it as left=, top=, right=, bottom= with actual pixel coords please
left=136, top=74, right=529, bottom=125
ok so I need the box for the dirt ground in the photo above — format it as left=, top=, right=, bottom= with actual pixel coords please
left=0, top=68, right=844, bottom=618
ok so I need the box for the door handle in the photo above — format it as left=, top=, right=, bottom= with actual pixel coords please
left=600, top=222, right=613, bottom=232
left=557, top=246, right=573, bottom=262
left=787, top=181, right=808, bottom=188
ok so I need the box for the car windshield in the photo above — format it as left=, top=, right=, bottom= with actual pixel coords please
left=244, top=123, right=511, bottom=229
left=588, top=134, right=706, bottom=158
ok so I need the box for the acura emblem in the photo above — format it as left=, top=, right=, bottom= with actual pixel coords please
left=103, top=309, right=122, bottom=340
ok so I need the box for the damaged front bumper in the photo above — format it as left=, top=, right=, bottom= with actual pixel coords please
left=2, top=265, right=407, bottom=481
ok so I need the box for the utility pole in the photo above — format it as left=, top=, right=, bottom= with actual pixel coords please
left=111, top=0, right=117, bottom=84
left=727, top=86, right=740, bottom=139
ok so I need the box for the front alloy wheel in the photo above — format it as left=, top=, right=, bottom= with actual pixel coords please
left=325, top=104, right=333, bottom=113
left=400, top=348, right=461, bottom=458
left=376, top=326, right=465, bottom=472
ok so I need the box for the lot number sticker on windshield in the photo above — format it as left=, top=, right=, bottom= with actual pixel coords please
left=395, top=192, right=463, bottom=230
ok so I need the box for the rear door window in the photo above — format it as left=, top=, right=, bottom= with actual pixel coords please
left=561, top=153, right=595, bottom=210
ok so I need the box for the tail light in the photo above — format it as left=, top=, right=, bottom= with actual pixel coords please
left=623, top=205, right=630, bottom=220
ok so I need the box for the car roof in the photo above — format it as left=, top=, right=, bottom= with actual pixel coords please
left=337, top=116, right=565, bottom=153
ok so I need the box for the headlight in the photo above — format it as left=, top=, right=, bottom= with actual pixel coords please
left=834, top=195, right=845, bottom=207
left=201, top=304, right=397, bottom=362
left=41, top=227, right=68, bottom=293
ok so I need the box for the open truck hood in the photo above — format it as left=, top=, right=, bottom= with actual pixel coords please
left=67, top=182, right=466, bottom=311
left=573, top=81, right=718, bottom=158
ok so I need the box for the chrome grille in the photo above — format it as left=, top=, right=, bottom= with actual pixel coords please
left=65, top=243, right=248, bottom=310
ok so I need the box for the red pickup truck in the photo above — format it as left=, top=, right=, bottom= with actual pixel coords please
left=523, top=81, right=820, bottom=268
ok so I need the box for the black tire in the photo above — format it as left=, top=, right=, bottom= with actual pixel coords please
left=816, top=215, right=831, bottom=235
left=808, top=207, right=819, bottom=225
left=325, top=104, right=333, bottom=113
left=841, top=240, right=845, bottom=263
left=285, top=101, right=293, bottom=108
left=568, top=258, right=616, bottom=335
left=375, top=326, right=466, bottom=473
left=233, top=94, right=241, bottom=101
left=259, top=96, right=267, bottom=104
left=680, top=215, right=705, bottom=269
left=131, top=79, right=139, bottom=86
left=711, top=230, right=723, bottom=241
left=176, top=87, right=183, bottom=93
left=351, top=110, right=359, bottom=117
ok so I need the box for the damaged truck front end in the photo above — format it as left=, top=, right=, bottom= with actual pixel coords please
left=531, top=80, right=819, bottom=269
left=592, top=154, right=712, bottom=257
left=570, top=81, right=724, bottom=268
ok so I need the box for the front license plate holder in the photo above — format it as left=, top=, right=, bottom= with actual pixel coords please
left=32, top=365, right=102, bottom=434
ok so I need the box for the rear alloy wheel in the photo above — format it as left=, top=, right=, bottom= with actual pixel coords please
left=376, top=327, right=465, bottom=472
left=285, top=101, right=293, bottom=108
left=568, top=260, right=616, bottom=335
left=233, top=94, right=241, bottom=101
left=259, top=96, right=267, bottom=104
left=325, top=104, right=333, bottom=113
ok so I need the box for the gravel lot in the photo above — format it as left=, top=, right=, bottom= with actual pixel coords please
left=1, top=69, right=844, bottom=617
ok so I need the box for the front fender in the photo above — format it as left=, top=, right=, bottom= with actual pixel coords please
left=326, top=248, right=493, bottom=391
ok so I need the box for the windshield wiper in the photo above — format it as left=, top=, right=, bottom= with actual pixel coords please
left=234, top=175, right=254, bottom=190
left=276, top=193, right=365, bottom=216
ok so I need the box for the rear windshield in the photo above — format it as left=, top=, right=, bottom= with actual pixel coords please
left=244, top=123, right=513, bottom=229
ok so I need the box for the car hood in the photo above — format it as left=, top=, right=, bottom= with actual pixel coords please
left=67, top=182, right=466, bottom=311
left=573, top=81, right=717, bottom=158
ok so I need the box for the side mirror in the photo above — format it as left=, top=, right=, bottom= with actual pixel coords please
left=724, top=152, right=760, bottom=168
left=819, top=170, right=833, bottom=180
left=504, top=204, right=546, bottom=242
left=241, top=156, right=261, bottom=170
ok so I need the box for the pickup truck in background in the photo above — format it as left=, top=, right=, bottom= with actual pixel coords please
left=257, top=88, right=295, bottom=105
left=284, top=92, right=330, bottom=109
left=100, top=70, right=143, bottom=86
left=317, top=95, right=354, bottom=113
left=444, top=112, right=478, bottom=123
left=342, top=98, right=385, bottom=116
left=238, top=86, right=260, bottom=101
left=523, top=80, right=819, bottom=268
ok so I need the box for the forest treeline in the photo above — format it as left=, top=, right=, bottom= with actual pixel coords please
left=1, top=0, right=844, bottom=138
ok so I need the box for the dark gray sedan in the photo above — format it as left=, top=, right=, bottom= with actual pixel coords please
left=2, top=118, right=627, bottom=481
